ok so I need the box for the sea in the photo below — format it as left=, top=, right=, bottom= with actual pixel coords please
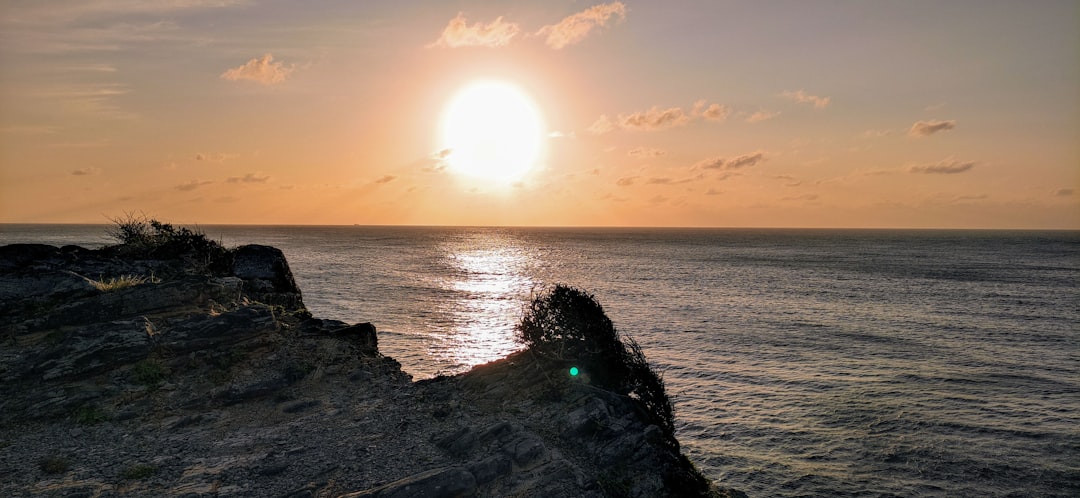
left=2, top=224, right=1078, bottom=497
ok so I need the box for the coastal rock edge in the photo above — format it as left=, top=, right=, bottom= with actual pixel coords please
left=0, top=243, right=745, bottom=498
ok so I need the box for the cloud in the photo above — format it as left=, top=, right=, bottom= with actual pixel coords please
left=373, top=175, right=396, bottom=184
left=615, top=176, right=638, bottom=186
left=705, top=188, right=722, bottom=196
left=781, top=193, right=819, bottom=201
left=224, top=173, right=268, bottom=183
left=175, top=180, right=213, bottom=191
left=428, top=12, right=520, bottom=48
left=627, top=147, right=665, bottom=158
left=194, top=152, right=238, bottom=162
left=862, top=129, right=893, bottom=138
left=745, top=110, right=781, bottom=123
left=619, top=106, right=689, bottom=131
left=1053, top=188, right=1075, bottom=197
left=70, top=167, right=101, bottom=176
left=646, top=177, right=693, bottom=185
left=221, top=54, right=294, bottom=85
left=696, top=151, right=766, bottom=170
left=588, top=115, right=615, bottom=135
left=692, top=100, right=730, bottom=122
left=548, top=131, right=576, bottom=139
left=536, top=2, right=626, bottom=49
left=780, top=90, right=830, bottom=109
left=909, top=159, right=975, bottom=174
left=908, top=119, right=956, bottom=137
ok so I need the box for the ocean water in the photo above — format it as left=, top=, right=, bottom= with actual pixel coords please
left=2, top=224, right=1078, bottom=497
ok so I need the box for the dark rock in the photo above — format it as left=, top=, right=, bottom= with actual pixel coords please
left=232, top=245, right=302, bottom=310
left=330, top=323, right=377, bottom=353
left=0, top=243, right=60, bottom=270
left=282, top=400, right=321, bottom=414
left=340, top=467, right=477, bottom=498
left=465, top=456, right=512, bottom=485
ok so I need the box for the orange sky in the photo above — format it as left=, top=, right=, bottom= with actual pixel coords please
left=1, top=1, right=1077, bottom=228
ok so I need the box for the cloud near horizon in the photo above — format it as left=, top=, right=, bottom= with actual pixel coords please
left=780, top=90, right=830, bottom=109
left=226, top=173, right=270, bottom=183
left=428, top=12, right=520, bottom=48
left=627, top=147, right=665, bottom=158
left=70, top=167, right=101, bottom=176
left=220, top=54, right=294, bottom=85
left=537, top=2, right=626, bottom=49
left=696, top=151, right=767, bottom=170
left=175, top=180, right=214, bottom=191
left=908, top=119, right=956, bottom=137
left=909, top=159, right=975, bottom=174
left=373, top=175, right=396, bottom=184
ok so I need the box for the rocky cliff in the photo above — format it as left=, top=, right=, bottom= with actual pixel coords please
left=0, top=242, right=744, bottom=497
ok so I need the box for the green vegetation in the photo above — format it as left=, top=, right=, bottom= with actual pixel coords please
left=89, top=273, right=159, bottom=292
left=72, top=404, right=109, bottom=425
left=107, top=213, right=232, bottom=274
left=517, top=285, right=675, bottom=437
left=131, top=358, right=170, bottom=386
left=38, top=457, right=70, bottom=474
left=120, top=463, right=159, bottom=480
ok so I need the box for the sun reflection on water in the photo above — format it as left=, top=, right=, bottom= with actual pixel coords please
left=432, top=232, right=536, bottom=373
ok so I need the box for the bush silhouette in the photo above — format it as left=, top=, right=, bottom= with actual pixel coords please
left=107, top=213, right=232, bottom=274
left=517, top=285, right=675, bottom=437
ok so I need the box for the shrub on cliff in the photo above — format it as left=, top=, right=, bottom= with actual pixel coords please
left=107, top=213, right=231, bottom=274
left=517, top=285, right=675, bottom=437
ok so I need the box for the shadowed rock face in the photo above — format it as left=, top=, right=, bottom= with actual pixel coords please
left=0, top=243, right=743, bottom=498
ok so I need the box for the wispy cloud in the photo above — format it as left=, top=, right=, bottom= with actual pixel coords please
left=175, top=180, right=213, bottom=191
left=536, top=2, right=626, bottom=49
left=373, top=175, right=396, bottom=184
left=744, top=110, right=781, bottom=123
left=1053, top=188, right=1075, bottom=197
left=862, top=129, right=893, bottom=138
left=70, top=167, right=101, bottom=176
left=646, top=177, right=693, bottom=185
left=194, top=152, right=238, bottom=162
left=693, top=100, right=730, bottom=121
left=908, top=119, right=956, bottom=137
left=592, top=100, right=730, bottom=134
left=627, top=147, right=665, bottom=158
left=616, top=176, right=638, bottom=186
left=780, top=90, right=830, bottom=109
left=428, top=13, right=520, bottom=48
left=909, top=159, right=975, bottom=174
left=620, top=106, right=689, bottom=131
left=221, top=54, right=294, bottom=85
left=588, top=115, right=616, bottom=135
left=695, top=151, right=767, bottom=170
left=226, top=173, right=270, bottom=183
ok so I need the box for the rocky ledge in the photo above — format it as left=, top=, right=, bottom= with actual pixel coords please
left=0, top=242, right=744, bottom=497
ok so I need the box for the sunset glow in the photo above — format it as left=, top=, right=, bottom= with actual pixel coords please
left=440, top=81, right=544, bottom=184
left=0, top=1, right=1076, bottom=228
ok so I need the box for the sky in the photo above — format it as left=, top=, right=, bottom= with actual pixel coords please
left=1, top=0, right=1077, bottom=228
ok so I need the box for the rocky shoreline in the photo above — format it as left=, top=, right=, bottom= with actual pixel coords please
left=0, top=241, right=745, bottom=497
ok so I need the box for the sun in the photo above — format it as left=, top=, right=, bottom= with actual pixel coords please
left=439, top=80, right=545, bottom=184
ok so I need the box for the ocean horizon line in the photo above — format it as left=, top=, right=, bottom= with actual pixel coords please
left=2, top=222, right=1078, bottom=233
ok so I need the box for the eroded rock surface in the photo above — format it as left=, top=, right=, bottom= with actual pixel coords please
left=0, top=243, right=744, bottom=497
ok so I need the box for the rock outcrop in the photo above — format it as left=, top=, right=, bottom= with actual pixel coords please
left=0, top=242, right=744, bottom=497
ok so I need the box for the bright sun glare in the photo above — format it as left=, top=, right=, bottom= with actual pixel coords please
left=440, top=80, right=544, bottom=184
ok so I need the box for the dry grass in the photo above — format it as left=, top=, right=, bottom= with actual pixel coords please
left=89, top=274, right=159, bottom=292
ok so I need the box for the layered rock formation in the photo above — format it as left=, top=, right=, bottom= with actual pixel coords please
left=0, top=242, right=744, bottom=497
